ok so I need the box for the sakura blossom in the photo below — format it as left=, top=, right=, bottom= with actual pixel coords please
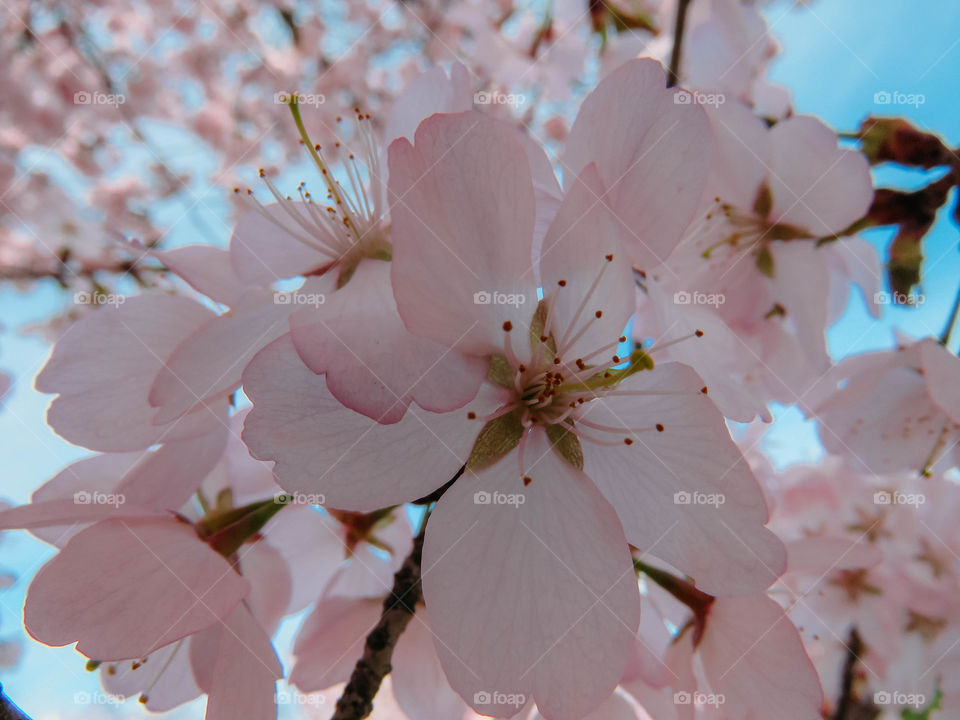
left=1, top=2, right=959, bottom=720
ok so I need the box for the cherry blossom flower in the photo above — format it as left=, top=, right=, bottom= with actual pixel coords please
left=242, top=108, right=785, bottom=719
left=638, top=100, right=876, bottom=421
left=808, top=337, right=960, bottom=474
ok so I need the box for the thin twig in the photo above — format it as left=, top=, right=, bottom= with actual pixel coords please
left=330, top=511, right=430, bottom=719
left=939, top=281, right=960, bottom=346
left=831, top=627, right=863, bottom=720
left=0, top=684, right=31, bottom=720
left=667, top=0, right=692, bottom=87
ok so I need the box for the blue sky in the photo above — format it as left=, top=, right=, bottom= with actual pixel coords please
left=0, top=0, right=959, bottom=716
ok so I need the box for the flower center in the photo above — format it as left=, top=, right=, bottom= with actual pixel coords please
left=234, top=100, right=390, bottom=282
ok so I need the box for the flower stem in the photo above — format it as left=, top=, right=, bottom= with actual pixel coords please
left=667, top=0, right=692, bottom=87
left=330, top=464, right=464, bottom=720
left=939, top=281, right=960, bottom=347
left=330, top=513, right=429, bottom=720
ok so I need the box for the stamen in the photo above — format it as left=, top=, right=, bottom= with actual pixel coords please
left=646, top=331, right=704, bottom=354
left=556, top=254, right=613, bottom=354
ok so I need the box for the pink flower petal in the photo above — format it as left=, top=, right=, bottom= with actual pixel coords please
left=149, top=293, right=297, bottom=424
left=767, top=115, right=872, bottom=236
left=0, top=498, right=161, bottom=533
left=384, top=63, right=474, bottom=144
left=698, top=595, right=823, bottom=720
left=117, top=427, right=230, bottom=511
left=539, top=164, right=635, bottom=364
left=146, top=245, right=245, bottom=306
left=579, top=363, right=786, bottom=595
left=237, top=540, right=293, bottom=635
left=100, top=640, right=202, bottom=713
left=25, top=517, right=249, bottom=661
left=920, top=339, right=960, bottom=423
left=29, top=453, right=146, bottom=545
left=290, top=596, right=382, bottom=692
left=391, top=609, right=470, bottom=720
left=563, top=59, right=712, bottom=269
left=204, top=603, right=282, bottom=720
left=423, top=428, right=640, bottom=720
left=388, top=111, right=539, bottom=356
left=230, top=204, right=333, bottom=285
left=36, top=294, right=223, bottom=451
left=290, top=261, right=486, bottom=423
left=242, top=335, right=490, bottom=511
left=260, top=507, right=348, bottom=614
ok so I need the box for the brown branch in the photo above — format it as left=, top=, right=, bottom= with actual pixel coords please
left=0, top=684, right=32, bottom=720
left=667, top=0, right=692, bottom=87
left=330, top=515, right=428, bottom=719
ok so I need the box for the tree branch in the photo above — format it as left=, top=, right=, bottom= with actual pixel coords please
left=0, top=684, right=32, bottom=720
left=667, top=0, right=692, bottom=87
left=330, top=513, right=429, bottom=719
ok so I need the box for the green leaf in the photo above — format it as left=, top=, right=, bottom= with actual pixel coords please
left=467, top=411, right=525, bottom=470
left=546, top=423, right=584, bottom=470
left=487, top=354, right=514, bottom=388
left=199, top=498, right=288, bottom=558
left=755, top=246, right=775, bottom=278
